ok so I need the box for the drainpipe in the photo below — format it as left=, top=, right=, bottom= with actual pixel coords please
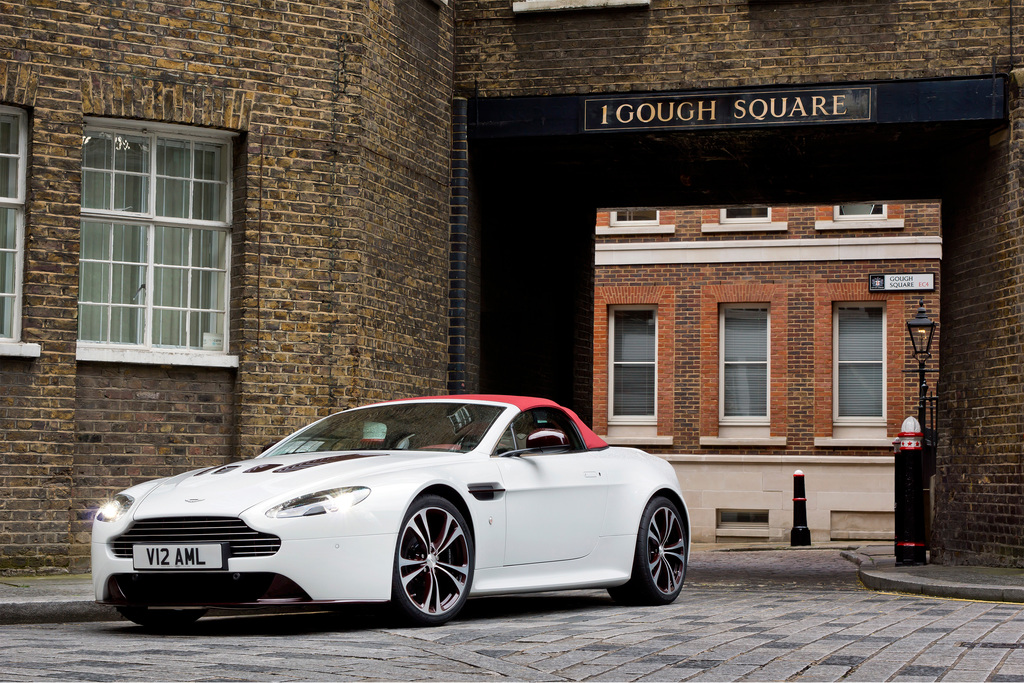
left=448, top=97, right=469, bottom=394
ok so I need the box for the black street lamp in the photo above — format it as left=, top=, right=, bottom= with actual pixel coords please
left=907, top=300, right=937, bottom=364
left=895, top=299, right=937, bottom=566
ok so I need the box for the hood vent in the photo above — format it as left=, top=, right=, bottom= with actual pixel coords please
left=272, top=453, right=375, bottom=473
left=244, top=463, right=282, bottom=473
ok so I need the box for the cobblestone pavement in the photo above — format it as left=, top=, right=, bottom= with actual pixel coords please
left=5, top=548, right=1024, bottom=681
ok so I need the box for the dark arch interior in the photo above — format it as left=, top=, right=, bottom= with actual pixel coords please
left=470, top=118, right=999, bottom=423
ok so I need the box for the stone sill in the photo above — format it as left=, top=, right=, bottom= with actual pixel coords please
left=814, top=437, right=894, bottom=448
left=701, top=221, right=789, bottom=233
left=700, top=436, right=787, bottom=447
left=77, top=345, right=239, bottom=369
left=815, top=219, right=905, bottom=231
left=597, top=225, right=676, bottom=236
left=513, top=0, right=650, bottom=13
left=603, top=435, right=674, bottom=447
left=0, top=342, right=41, bottom=358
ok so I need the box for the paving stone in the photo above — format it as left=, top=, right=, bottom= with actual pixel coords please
left=8, top=550, right=1024, bottom=681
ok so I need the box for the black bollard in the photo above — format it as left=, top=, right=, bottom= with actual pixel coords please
left=790, top=470, right=811, bottom=546
left=895, top=417, right=927, bottom=565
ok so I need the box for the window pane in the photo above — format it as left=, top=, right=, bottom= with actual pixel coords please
left=113, top=134, right=149, bottom=173
left=157, top=177, right=189, bottom=218
left=613, top=365, right=655, bottom=416
left=838, top=203, right=883, bottom=217
left=153, top=308, right=186, bottom=347
left=110, top=306, right=143, bottom=344
left=78, top=262, right=110, bottom=303
left=78, top=303, right=108, bottom=342
left=0, top=251, right=12, bottom=292
left=111, top=224, right=146, bottom=263
left=614, top=310, right=655, bottom=362
left=0, top=208, right=14, bottom=249
left=0, top=296, right=11, bottom=338
left=154, top=266, right=186, bottom=307
left=0, top=113, right=19, bottom=155
left=724, top=308, right=767, bottom=362
left=725, top=207, right=769, bottom=220
left=83, top=133, right=113, bottom=170
left=724, top=364, right=767, bottom=417
left=154, top=226, right=189, bottom=266
left=190, top=311, right=225, bottom=350
left=194, top=144, right=223, bottom=181
left=838, top=364, right=883, bottom=416
left=114, top=173, right=148, bottom=213
left=157, top=139, right=190, bottom=178
left=80, top=221, right=110, bottom=261
left=193, top=229, right=227, bottom=269
left=719, top=510, right=769, bottom=526
left=191, top=270, right=224, bottom=309
left=612, top=209, right=657, bottom=223
left=81, top=170, right=112, bottom=210
left=838, top=307, right=882, bottom=361
left=110, top=264, right=145, bottom=304
left=0, top=157, right=16, bottom=198
left=193, top=181, right=222, bottom=221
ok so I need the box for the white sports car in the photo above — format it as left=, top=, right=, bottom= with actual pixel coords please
left=92, top=395, right=689, bottom=627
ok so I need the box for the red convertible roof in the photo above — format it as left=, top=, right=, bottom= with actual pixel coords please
left=392, top=394, right=609, bottom=450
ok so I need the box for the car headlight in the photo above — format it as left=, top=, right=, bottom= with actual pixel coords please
left=96, top=494, right=135, bottom=523
left=265, top=486, right=371, bottom=519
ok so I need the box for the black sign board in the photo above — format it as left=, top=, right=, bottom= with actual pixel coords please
left=469, top=76, right=1007, bottom=140
left=583, top=86, right=873, bottom=133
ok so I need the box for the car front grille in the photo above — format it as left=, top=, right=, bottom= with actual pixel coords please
left=110, top=517, right=282, bottom=559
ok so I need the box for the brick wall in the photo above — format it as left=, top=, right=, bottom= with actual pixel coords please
left=0, top=0, right=455, bottom=573
left=455, top=0, right=1015, bottom=97
left=932, top=72, right=1024, bottom=567
left=592, top=203, right=941, bottom=457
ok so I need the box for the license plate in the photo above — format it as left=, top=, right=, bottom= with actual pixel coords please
left=132, top=544, right=225, bottom=570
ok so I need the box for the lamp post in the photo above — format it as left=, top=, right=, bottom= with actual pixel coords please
left=906, top=300, right=937, bottom=429
left=895, top=299, right=936, bottom=566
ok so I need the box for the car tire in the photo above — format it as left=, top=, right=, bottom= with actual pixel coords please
left=391, top=495, right=474, bottom=626
left=116, top=606, right=207, bottom=630
left=608, top=495, right=687, bottom=605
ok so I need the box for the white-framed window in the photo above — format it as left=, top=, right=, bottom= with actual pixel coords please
left=598, top=209, right=673, bottom=236
left=610, top=209, right=659, bottom=227
left=721, top=207, right=770, bottom=223
left=816, top=203, right=903, bottom=231
left=609, top=306, right=656, bottom=423
left=78, top=120, right=234, bottom=365
left=835, top=203, right=886, bottom=220
left=834, top=304, right=885, bottom=430
left=720, top=305, right=769, bottom=425
left=703, top=206, right=786, bottom=233
left=0, top=107, right=29, bottom=352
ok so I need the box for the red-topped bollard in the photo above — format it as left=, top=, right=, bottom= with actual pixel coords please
left=895, top=416, right=927, bottom=565
left=791, top=470, right=811, bottom=546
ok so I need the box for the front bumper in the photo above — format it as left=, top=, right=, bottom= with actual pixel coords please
left=93, top=533, right=397, bottom=606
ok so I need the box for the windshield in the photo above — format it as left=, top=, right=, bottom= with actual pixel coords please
left=259, top=402, right=506, bottom=457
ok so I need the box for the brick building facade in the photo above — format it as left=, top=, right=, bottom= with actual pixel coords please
left=0, top=0, right=455, bottom=572
left=592, top=204, right=940, bottom=542
left=3, top=0, right=1024, bottom=571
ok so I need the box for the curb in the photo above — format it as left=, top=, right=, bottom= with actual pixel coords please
left=856, top=569, right=1024, bottom=603
left=2, top=599, right=120, bottom=625
left=844, top=549, right=1024, bottom=603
